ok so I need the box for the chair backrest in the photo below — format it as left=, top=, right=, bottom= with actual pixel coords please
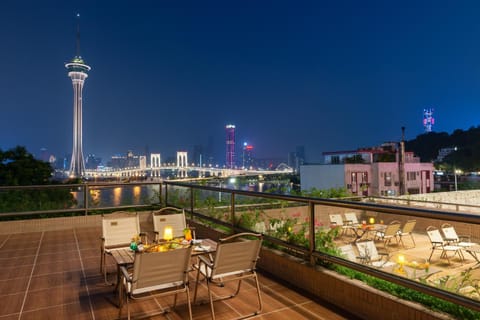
left=102, top=214, right=140, bottom=248
left=338, top=244, right=357, bottom=261
left=402, top=220, right=416, bottom=234
left=153, top=208, right=187, bottom=238
left=131, top=246, right=192, bottom=295
left=344, top=212, right=359, bottom=225
left=211, top=233, right=262, bottom=280
left=426, top=226, right=444, bottom=243
left=441, top=223, right=459, bottom=241
left=383, top=222, right=401, bottom=237
left=356, top=241, right=379, bottom=260
left=329, top=214, right=344, bottom=227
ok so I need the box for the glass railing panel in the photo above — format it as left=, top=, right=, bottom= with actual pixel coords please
left=85, top=183, right=160, bottom=209
left=165, top=184, right=191, bottom=208
left=0, top=185, right=80, bottom=216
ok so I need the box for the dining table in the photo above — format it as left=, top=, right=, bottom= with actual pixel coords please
left=110, top=238, right=217, bottom=306
left=349, top=224, right=386, bottom=242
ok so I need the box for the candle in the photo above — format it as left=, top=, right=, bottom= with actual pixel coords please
left=369, top=217, right=375, bottom=224
left=398, top=255, right=405, bottom=265
left=163, top=226, right=173, bottom=241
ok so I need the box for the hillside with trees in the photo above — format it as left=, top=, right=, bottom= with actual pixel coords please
left=0, top=146, right=76, bottom=215
left=406, top=126, right=480, bottom=172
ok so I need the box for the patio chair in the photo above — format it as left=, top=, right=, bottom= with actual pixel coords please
left=441, top=223, right=475, bottom=248
left=118, top=246, right=193, bottom=320
left=426, top=226, right=464, bottom=264
left=152, top=207, right=187, bottom=242
left=355, top=240, right=390, bottom=267
left=338, top=244, right=357, bottom=261
left=329, top=214, right=352, bottom=236
left=374, top=221, right=400, bottom=250
left=344, top=212, right=361, bottom=227
left=397, top=220, right=417, bottom=248
left=100, top=212, right=142, bottom=284
left=193, top=232, right=263, bottom=320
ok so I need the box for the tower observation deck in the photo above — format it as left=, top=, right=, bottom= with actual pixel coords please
left=66, top=15, right=91, bottom=178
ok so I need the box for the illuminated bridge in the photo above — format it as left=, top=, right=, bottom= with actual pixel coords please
left=80, top=151, right=293, bottom=180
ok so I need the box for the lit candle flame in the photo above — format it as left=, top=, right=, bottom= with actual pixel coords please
left=163, top=226, right=173, bottom=241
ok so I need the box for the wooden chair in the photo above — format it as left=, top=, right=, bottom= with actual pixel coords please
left=119, top=246, right=193, bottom=320
left=152, top=207, right=187, bottom=241
left=193, top=232, right=263, bottom=320
left=100, top=212, right=142, bottom=284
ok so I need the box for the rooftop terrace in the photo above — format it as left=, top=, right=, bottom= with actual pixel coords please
left=1, top=181, right=480, bottom=319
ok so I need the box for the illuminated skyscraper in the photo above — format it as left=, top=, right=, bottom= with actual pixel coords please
left=225, top=124, right=236, bottom=169
left=66, top=14, right=91, bottom=178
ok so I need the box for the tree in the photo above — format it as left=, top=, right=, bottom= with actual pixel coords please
left=0, top=146, right=52, bottom=185
left=0, top=146, right=76, bottom=215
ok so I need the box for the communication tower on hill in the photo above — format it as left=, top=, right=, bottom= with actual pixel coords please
left=423, top=108, right=434, bottom=132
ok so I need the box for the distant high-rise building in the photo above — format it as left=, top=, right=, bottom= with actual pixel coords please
left=225, top=124, right=236, bottom=169
left=288, top=146, right=305, bottom=172
left=423, top=108, right=434, bottom=132
left=192, top=144, right=204, bottom=166
left=86, top=154, right=102, bottom=170
left=242, top=142, right=254, bottom=169
left=66, top=14, right=91, bottom=178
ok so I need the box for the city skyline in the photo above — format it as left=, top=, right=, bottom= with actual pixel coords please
left=2, top=1, right=480, bottom=163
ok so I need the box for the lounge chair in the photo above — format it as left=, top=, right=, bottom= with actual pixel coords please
left=397, top=220, right=416, bottom=248
left=100, top=212, right=142, bottom=284
left=152, top=207, right=187, bottom=242
left=329, top=214, right=352, bottom=236
left=338, top=244, right=357, bottom=261
left=355, top=240, right=390, bottom=267
left=426, top=226, right=464, bottom=264
left=193, top=232, right=263, bottom=320
left=441, top=223, right=475, bottom=248
left=118, top=246, right=193, bottom=320
left=344, top=212, right=361, bottom=227
left=375, top=221, right=400, bottom=250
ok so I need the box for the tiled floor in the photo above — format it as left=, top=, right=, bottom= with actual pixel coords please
left=0, top=227, right=359, bottom=320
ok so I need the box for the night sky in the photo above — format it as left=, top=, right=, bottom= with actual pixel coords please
left=2, top=1, right=480, bottom=164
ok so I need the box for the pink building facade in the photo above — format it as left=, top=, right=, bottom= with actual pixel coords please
left=301, top=144, right=434, bottom=197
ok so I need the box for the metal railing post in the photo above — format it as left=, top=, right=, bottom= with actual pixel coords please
left=83, top=183, right=88, bottom=216
left=164, top=183, right=169, bottom=207
left=190, top=187, right=194, bottom=219
left=309, top=201, right=315, bottom=265
left=231, top=192, right=235, bottom=234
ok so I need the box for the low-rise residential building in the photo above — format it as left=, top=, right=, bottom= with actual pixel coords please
left=301, top=143, right=434, bottom=196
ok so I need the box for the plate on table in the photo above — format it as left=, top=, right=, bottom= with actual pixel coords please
left=194, top=245, right=210, bottom=252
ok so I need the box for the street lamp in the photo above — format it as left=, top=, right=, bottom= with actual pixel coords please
left=454, top=147, right=458, bottom=192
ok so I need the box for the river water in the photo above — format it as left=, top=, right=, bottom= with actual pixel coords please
left=73, top=177, right=294, bottom=209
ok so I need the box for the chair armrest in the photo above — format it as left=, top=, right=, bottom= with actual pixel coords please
left=120, top=266, right=131, bottom=283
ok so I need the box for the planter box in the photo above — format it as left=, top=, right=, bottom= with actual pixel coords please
left=258, top=247, right=454, bottom=320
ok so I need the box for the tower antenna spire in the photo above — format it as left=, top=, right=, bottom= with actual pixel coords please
left=76, top=13, right=81, bottom=57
